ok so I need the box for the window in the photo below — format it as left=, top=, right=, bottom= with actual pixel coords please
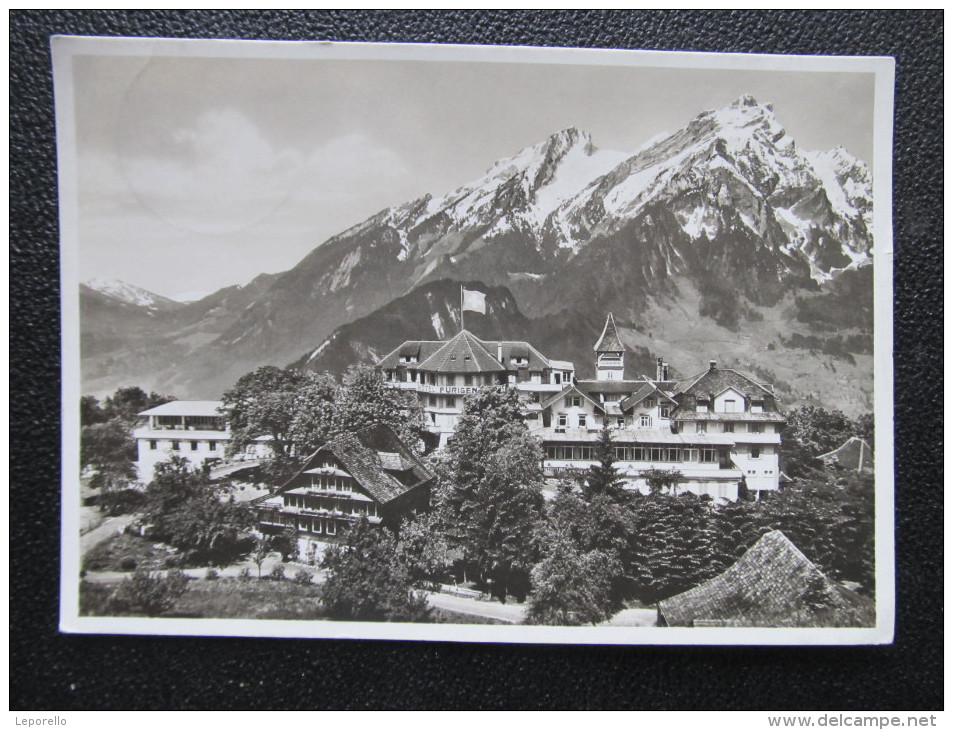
left=190, top=441, right=199, bottom=451
left=639, top=415, right=651, bottom=428
left=172, top=441, right=181, bottom=451
left=660, top=405, right=670, bottom=418
left=649, top=447, right=663, bottom=462
left=209, top=441, right=217, bottom=451
left=617, top=417, right=625, bottom=429
left=696, top=399, right=710, bottom=412
left=149, top=440, right=157, bottom=451
left=749, top=423, right=764, bottom=433
left=701, top=448, right=717, bottom=463
left=751, top=447, right=761, bottom=459
left=724, top=398, right=737, bottom=413
left=326, top=520, right=337, bottom=536
left=696, top=422, right=707, bottom=434
left=724, top=422, right=735, bottom=433
left=557, top=414, right=568, bottom=430
left=751, top=400, right=764, bottom=414
left=667, top=448, right=680, bottom=462
left=553, top=372, right=561, bottom=384
left=578, top=415, right=587, bottom=428
left=464, top=374, right=473, bottom=386
left=563, top=395, right=582, bottom=408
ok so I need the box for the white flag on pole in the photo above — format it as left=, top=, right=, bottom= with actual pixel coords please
left=461, top=287, right=486, bottom=315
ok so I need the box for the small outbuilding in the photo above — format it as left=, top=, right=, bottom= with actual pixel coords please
left=657, top=530, right=874, bottom=628
left=817, top=437, right=874, bottom=473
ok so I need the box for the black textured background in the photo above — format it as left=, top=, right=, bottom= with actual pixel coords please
left=10, top=10, right=943, bottom=710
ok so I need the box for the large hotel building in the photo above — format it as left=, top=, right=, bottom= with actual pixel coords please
left=375, top=330, right=575, bottom=445
left=378, top=314, right=785, bottom=501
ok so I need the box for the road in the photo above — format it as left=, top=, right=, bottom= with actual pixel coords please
left=79, top=513, right=137, bottom=556
left=424, top=591, right=526, bottom=623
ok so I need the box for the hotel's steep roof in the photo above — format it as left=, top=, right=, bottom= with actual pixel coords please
left=593, top=312, right=625, bottom=353
left=416, top=330, right=506, bottom=373
left=377, top=330, right=563, bottom=373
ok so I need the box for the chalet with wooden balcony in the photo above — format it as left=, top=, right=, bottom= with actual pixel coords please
left=255, top=424, right=433, bottom=545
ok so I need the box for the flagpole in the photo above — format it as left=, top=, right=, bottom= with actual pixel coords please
left=460, top=284, right=464, bottom=332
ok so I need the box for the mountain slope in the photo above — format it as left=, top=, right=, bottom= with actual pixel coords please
left=289, top=279, right=657, bottom=382
left=82, top=95, right=875, bottom=408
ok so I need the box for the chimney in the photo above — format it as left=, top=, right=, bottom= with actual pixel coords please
left=662, top=362, right=669, bottom=380
left=709, top=360, right=717, bottom=371
left=497, top=343, right=503, bottom=363
left=656, top=357, right=664, bottom=381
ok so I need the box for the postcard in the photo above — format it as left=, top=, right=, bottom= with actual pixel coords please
left=54, top=36, right=895, bottom=644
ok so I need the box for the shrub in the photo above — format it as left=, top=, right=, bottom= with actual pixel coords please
left=293, top=568, right=313, bottom=585
left=237, top=567, right=252, bottom=583
left=269, top=564, right=286, bottom=581
left=119, top=557, right=138, bottom=571
left=109, top=568, right=189, bottom=615
left=205, top=568, right=220, bottom=581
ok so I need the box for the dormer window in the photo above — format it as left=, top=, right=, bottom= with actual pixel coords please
left=696, top=398, right=711, bottom=413
left=660, top=405, right=671, bottom=419
left=751, top=399, right=764, bottom=414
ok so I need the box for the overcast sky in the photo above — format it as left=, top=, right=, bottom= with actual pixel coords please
left=71, top=49, right=876, bottom=300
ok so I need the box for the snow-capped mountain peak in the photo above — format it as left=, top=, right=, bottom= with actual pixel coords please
left=83, top=277, right=178, bottom=310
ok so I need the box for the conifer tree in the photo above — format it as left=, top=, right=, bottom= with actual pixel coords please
left=584, top=418, right=625, bottom=501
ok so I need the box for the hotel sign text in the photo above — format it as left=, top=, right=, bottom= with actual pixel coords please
left=418, top=384, right=482, bottom=395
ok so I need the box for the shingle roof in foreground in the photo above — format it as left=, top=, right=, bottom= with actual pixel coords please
left=658, top=530, right=875, bottom=628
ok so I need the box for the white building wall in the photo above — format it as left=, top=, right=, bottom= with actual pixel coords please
left=135, top=433, right=231, bottom=483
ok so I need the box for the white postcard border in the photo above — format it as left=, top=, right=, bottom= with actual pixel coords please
left=53, top=36, right=896, bottom=645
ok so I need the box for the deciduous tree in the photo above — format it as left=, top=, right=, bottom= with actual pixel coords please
left=320, top=518, right=429, bottom=622
left=442, top=387, right=544, bottom=602
left=525, top=526, right=618, bottom=626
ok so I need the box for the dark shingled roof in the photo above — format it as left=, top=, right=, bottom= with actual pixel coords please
left=620, top=381, right=678, bottom=411
left=376, top=341, right=446, bottom=369
left=416, top=330, right=505, bottom=373
left=593, top=312, right=625, bottom=353
left=576, top=379, right=644, bottom=396
left=377, top=331, right=558, bottom=373
left=658, top=531, right=875, bottom=628
left=676, top=368, right=776, bottom=400
left=266, top=424, right=433, bottom=506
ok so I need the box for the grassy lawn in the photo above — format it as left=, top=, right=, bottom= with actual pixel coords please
left=82, top=532, right=177, bottom=572
left=429, top=608, right=508, bottom=625
left=80, top=576, right=508, bottom=623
